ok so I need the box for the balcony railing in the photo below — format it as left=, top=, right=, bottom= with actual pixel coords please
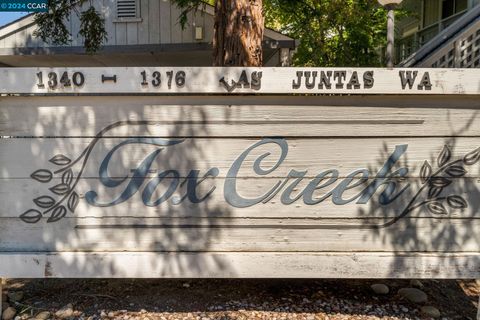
left=396, top=9, right=470, bottom=62
left=398, top=4, right=480, bottom=67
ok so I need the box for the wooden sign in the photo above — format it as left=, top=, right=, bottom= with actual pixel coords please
left=0, top=67, right=478, bottom=95
left=0, top=68, right=480, bottom=279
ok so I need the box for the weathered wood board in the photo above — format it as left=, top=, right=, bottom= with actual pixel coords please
left=0, top=68, right=480, bottom=279
left=0, top=68, right=478, bottom=94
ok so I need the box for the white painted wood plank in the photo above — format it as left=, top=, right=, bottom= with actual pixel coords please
left=1, top=252, right=479, bottom=278
left=3, top=30, right=16, bottom=48
left=126, top=22, right=138, bottom=45
left=103, top=0, right=116, bottom=45
left=14, top=28, right=27, bottom=47
left=0, top=68, right=478, bottom=95
left=148, top=0, right=160, bottom=44
left=202, top=11, right=214, bottom=44
left=70, top=8, right=82, bottom=47
left=181, top=11, right=194, bottom=43
left=170, top=2, right=183, bottom=43
left=159, top=0, right=171, bottom=43
left=1, top=102, right=480, bottom=137
left=1, top=137, right=479, bottom=178
left=0, top=176, right=477, bottom=219
left=115, top=23, right=127, bottom=45
left=25, top=25, right=45, bottom=47
left=138, top=0, right=150, bottom=44
left=0, top=217, right=479, bottom=252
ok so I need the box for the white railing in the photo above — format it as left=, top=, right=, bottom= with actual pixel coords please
left=399, top=4, right=480, bottom=67
left=424, top=18, right=480, bottom=67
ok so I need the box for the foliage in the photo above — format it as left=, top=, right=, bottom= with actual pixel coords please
left=33, top=0, right=107, bottom=54
left=171, top=0, right=212, bottom=28
left=264, top=0, right=409, bottom=67
left=79, top=6, right=108, bottom=53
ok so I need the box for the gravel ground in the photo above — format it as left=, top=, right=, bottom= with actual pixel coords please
left=2, top=279, right=479, bottom=320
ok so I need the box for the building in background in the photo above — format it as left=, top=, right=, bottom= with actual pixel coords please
left=0, top=0, right=295, bottom=67
left=397, top=0, right=480, bottom=67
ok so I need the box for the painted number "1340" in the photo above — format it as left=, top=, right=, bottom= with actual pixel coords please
left=36, top=71, right=85, bottom=89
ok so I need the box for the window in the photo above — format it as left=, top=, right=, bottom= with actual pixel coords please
left=442, top=0, right=468, bottom=19
left=455, top=0, right=468, bottom=12
left=424, top=0, right=469, bottom=28
left=424, top=0, right=440, bottom=27
left=442, top=0, right=454, bottom=19
left=116, top=0, right=138, bottom=19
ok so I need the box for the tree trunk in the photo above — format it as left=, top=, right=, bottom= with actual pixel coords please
left=213, top=0, right=264, bottom=67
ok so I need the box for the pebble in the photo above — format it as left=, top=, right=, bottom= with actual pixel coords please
left=55, top=304, right=74, bottom=319
left=2, top=307, right=17, bottom=320
left=34, top=311, right=50, bottom=320
left=410, top=280, right=424, bottom=288
left=421, top=306, right=441, bottom=318
left=7, top=292, right=23, bottom=303
left=398, top=287, right=428, bottom=303
left=370, top=284, right=389, bottom=295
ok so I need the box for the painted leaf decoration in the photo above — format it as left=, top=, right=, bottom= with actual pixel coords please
left=427, top=201, right=448, bottom=215
left=20, top=209, right=42, bottom=224
left=428, top=186, right=443, bottom=199
left=447, top=195, right=468, bottom=209
left=62, top=169, right=74, bottom=186
left=430, top=177, right=452, bottom=188
left=463, top=147, right=480, bottom=165
left=49, top=154, right=71, bottom=166
left=49, top=183, right=70, bottom=195
left=30, top=169, right=52, bottom=183
left=445, top=165, right=467, bottom=177
left=33, top=196, right=56, bottom=209
left=68, top=192, right=79, bottom=213
left=47, top=205, right=67, bottom=223
left=420, top=161, right=432, bottom=184
left=437, top=145, right=451, bottom=167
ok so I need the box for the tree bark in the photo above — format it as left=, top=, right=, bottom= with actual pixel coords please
left=213, top=0, right=264, bottom=67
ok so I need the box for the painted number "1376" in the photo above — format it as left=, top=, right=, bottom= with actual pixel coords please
left=140, top=70, right=186, bottom=89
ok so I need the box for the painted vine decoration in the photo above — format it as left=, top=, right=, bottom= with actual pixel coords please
left=21, top=154, right=80, bottom=223
left=19, top=120, right=176, bottom=224
left=380, top=145, right=480, bottom=228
